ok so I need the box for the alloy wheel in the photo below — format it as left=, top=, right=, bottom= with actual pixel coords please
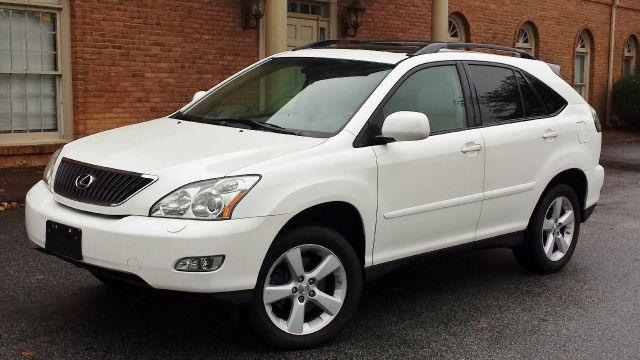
left=542, top=196, right=576, bottom=262
left=262, top=244, right=347, bottom=336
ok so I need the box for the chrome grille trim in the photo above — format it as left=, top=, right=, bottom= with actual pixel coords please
left=53, top=158, right=158, bottom=207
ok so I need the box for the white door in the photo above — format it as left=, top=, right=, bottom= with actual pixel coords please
left=287, top=17, right=318, bottom=49
left=373, top=63, right=485, bottom=264
left=465, top=63, right=563, bottom=240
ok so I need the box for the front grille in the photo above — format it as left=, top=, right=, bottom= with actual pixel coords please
left=53, top=158, right=157, bottom=206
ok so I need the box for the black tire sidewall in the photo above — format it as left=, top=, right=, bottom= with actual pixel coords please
left=527, top=184, right=582, bottom=272
left=247, top=225, right=363, bottom=349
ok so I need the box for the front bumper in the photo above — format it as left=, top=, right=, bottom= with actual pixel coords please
left=26, top=181, right=285, bottom=293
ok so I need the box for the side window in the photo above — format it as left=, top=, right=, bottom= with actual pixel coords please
left=515, top=72, right=546, bottom=118
left=525, top=73, right=567, bottom=115
left=468, top=65, right=523, bottom=124
left=382, top=65, right=466, bottom=134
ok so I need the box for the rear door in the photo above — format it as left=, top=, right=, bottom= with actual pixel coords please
left=465, top=62, right=564, bottom=240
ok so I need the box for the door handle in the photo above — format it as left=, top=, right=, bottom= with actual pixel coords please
left=542, top=129, right=559, bottom=139
left=461, top=143, right=483, bottom=153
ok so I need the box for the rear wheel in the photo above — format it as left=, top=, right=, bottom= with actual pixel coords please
left=247, top=226, right=362, bottom=349
left=513, top=184, right=581, bottom=273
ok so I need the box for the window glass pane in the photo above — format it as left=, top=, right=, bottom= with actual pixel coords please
left=574, top=55, right=585, bottom=84
left=41, top=75, right=57, bottom=131
left=516, top=72, right=546, bottom=118
left=10, top=10, right=27, bottom=71
left=526, top=73, right=567, bottom=115
left=383, top=65, right=467, bottom=133
left=26, top=74, right=42, bottom=132
left=624, top=58, right=632, bottom=76
left=26, top=12, right=43, bottom=71
left=11, top=74, right=27, bottom=131
left=0, top=74, right=10, bottom=132
left=468, top=65, right=523, bottom=123
left=0, top=74, right=57, bottom=133
left=0, top=9, right=10, bottom=71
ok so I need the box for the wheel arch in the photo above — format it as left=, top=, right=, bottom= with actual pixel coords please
left=536, top=168, right=588, bottom=221
left=276, top=201, right=367, bottom=268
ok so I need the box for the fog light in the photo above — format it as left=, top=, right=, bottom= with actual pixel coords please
left=174, top=255, right=225, bottom=272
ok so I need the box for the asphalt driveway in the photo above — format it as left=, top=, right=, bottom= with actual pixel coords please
left=0, top=133, right=639, bottom=359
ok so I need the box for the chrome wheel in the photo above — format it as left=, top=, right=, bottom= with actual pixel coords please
left=263, top=244, right=347, bottom=336
left=542, top=196, right=575, bottom=262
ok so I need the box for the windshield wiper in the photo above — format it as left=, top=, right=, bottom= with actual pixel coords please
left=209, top=118, right=302, bottom=136
left=170, top=114, right=302, bottom=136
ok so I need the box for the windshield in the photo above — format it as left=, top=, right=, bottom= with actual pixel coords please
left=174, top=58, right=395, bottom=137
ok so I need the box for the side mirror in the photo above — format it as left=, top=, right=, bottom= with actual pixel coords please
left=192, top=90, right=207, bottom=103
left=378, top=111, right=431, bottom=143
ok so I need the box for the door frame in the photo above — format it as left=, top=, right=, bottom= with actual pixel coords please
left=353, top=61, right=478, bottom=148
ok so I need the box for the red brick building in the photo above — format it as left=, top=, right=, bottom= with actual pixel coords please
left=0, top=0, right=638, bottom=167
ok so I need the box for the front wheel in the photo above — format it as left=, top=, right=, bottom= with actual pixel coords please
left=513, top=184, right=582, bottom=273
left=247, top=226, right=363, bottom=349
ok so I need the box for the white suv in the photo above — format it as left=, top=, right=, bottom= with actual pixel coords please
left=26, top=41, right=604, bottom=349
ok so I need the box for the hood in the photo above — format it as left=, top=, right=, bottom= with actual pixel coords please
left=63, top=117, right=325, bottom=175
left=55, top=118, right=326, bottom=215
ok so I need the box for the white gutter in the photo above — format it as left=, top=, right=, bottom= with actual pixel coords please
left=606, top=0, right=620, bottom=127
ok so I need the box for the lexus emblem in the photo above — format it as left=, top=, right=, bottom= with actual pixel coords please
left=75, top=174, right=95, bottom=190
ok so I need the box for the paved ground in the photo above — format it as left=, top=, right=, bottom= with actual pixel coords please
left=1, top=133, right=640, bottom=359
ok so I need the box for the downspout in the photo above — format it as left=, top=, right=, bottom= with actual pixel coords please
left=606, top=0, right=620, bottom=127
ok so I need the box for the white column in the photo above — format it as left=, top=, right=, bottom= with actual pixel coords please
left=431, top=0, right=449, bottom=42
left=265, top=0, right=288, bottom=55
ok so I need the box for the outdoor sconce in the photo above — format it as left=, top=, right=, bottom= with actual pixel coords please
left=342, top=0, right=366, bottom=37
left=242, top=0, right=266, bottom=29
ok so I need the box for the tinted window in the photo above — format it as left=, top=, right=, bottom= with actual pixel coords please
left=469, top=65, right=523, bottom=123
left=516, top=72, right=546, bottom=118
left=525, top=73, right=567, bottom=115
left=382, top=65, right=466, bottom=133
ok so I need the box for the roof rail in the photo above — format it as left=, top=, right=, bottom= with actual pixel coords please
left=293, top=39, right=429, bottom=52
left=412, top=42, right=536, bottom=60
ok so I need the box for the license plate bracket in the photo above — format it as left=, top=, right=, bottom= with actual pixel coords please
left=45, top=221, right=82, bottom=260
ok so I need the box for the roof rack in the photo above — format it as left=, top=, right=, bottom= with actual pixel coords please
left=412, top=42, right=536, bottom=60
left=293, top=39, right=429, bottom=53
left=293, top=40, right=537, bottom=60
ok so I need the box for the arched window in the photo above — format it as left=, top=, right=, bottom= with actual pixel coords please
left=515, top=22, right=537, bottom=55
left=574, top=31, right=592, bottom=99
left=448, top=13, right=469, bottom=43
left=623, top=36, right=638, bottom=76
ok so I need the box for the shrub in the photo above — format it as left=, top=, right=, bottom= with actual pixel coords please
left=612, top=75, right=640, bottom=127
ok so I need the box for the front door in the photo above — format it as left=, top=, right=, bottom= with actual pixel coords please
left=372, top=63, right=485, bottom=264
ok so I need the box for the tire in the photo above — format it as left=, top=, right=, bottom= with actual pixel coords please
left=513, top=184, right=582, bottom=273
left=247, top=226, right=363, bottom=349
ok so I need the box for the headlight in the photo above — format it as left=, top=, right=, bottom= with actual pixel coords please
left=150, top=175, right=260, bottom=220
left=43, top=148, right=62, bottom=189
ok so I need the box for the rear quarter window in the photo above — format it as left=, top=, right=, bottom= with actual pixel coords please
left=524, top=73, right=568, bottom=116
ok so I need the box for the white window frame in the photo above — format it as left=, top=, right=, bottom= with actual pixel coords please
left=623, top=37, right=637, bottom=77
left=574, top=32, right=590, bottom=100
left=0, top=0, right=72, bottom=146
left=515, top=22, right=536, bottom=56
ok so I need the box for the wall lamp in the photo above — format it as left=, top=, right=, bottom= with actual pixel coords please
left=342, top=0, right=366, bottom=37
left=242, top=0, right=266, bottom=29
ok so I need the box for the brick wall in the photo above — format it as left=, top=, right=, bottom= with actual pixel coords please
left=70, top=0, right=259, bottom=138
left=2, top=0, right=640, bottom=168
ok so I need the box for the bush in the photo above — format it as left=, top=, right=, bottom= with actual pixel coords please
left=612, top=75, right=640, bottom=127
